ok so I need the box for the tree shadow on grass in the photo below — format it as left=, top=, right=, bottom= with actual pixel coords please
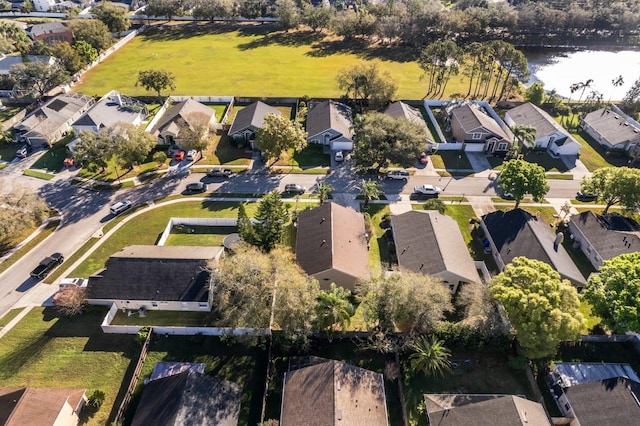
left=236, top=29, right=327, bottom=51
left=141, top=23, right=239, bottom=42
left=306, top=38, right=420, bottom=63
left=0, top=334, right=51, bottom=380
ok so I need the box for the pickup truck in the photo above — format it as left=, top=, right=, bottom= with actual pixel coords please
left=206, top=167, right=234, bottom=178
left=30, top=253, right=64, bottom=280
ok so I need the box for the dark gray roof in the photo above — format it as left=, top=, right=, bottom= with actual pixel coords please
left=424, top=394, right=550, bottom=426
left=85, top=246, right=222, bottom=302
left=72, top=91, right=147, bottom=130
left=281, top=360, right=388, bottom=426
left=391, top=210, right=480, bottom=283
left=27, top=22, right=67, bottom=38
left=582, top=108, right=640, bottom=147
left=0, top=55, right=55, bottom=74
left=382, top=101, right=433, bottom=142
left=554, top=363, right=640, bottom=388
left=227, top=101, right=280, bottom=135
left=570, top=211, right=640, bottom=261
left=306, top=100, right=353, bottom=141
left=132, top=370, right=242, bottom=426
left=15, top=94, right=94, bottom=140
left=150, top=98, right=214, bottom=137
left=564, top=377, right=640, bottom=426
left=482, top=209, right=586, bottom=286
left=451, top=103, right=511, bottom=141
left=150, top=362, right=206, bottom=381
left=295, top=203, right=369, bottom=281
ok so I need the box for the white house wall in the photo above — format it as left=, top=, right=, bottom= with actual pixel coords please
left=52, top=401, right=80, bottom=426
left=87, top=298, right=211, bottom=312
left=567, top=220, right=603, bottom=269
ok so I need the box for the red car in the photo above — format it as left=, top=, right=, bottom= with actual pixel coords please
left=419, top=152, right=429, bottom=164
left=174, top=150, right=186, bottom=161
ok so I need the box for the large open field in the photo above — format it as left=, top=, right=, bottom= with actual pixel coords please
left=74, top=23, right=460, bottom=98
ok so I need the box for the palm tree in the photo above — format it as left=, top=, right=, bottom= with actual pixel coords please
left=408, top=335, right=452, bottom=378
left=510, top=124, right=536, bottom=156
left=359, top=179, right=381, bottom=210
left=577, top=79, right=594, bottom=105
left=315, top=283, right=355, bottom=334
left=316, top=182, right=334, bottom=205
left=608, top=75, right=624, bottom=104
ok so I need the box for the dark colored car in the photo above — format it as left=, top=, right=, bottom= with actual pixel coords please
left=284, top=183, right=306, bottom=195
left=174, top=150, right=186, bottom=162
left=30, top=253, right=64, bottom=280
left=206, top=167, right=234, bottom=178
left=576, top=191, right=597, bottom=202
left=186, top=182, right=208, bottom=193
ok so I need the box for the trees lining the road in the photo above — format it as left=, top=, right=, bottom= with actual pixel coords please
left=0, top=184, right=50, bottom=255
left=92, top=1, right=131, bottom=33
left=497, top=159, right=549, bottom=209
left=581, top=167, right=640, bottom=214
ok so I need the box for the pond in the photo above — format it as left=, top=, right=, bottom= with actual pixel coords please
left=524, top=47, right=640, bottom=101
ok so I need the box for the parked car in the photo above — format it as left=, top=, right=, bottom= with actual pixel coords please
left=186, top=182, right=208, bottom=193
left=419, top=152, right=429, bottom=164
left=110, top=200, right=132, bottom=216
left=174, top=150, right=186, bottom=162
left=576, top=190, right=597, bottom=202
left=207, top=167, right=234, bottom=178
left=15, top=144, right=33, bottom=159
left=30, top=253, right=64, bottom=280
left=186, top=150, right=199, bottom=162
left=284, top=183, right=306, bottom=195
left=386, top=170, right=410, bottom=181
left=414, top=184, right=442, bottom=195
left=335, top=151, right=344, bottom=162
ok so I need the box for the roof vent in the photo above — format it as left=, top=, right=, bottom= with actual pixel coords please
left=337, top=380, right=341, bottom=391
left=522, top=411, right=528, bottom=423
left=337, top=408, right=342, bottom=420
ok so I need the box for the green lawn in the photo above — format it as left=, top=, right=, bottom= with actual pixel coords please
left=209, top=103, right=229, bottom=122
left=0, top=143, right=19, bottom=161
left=430, top=151, right=472, bottom=170
left=361, top=203, right=392, bottom=275
left=74, top=24, right=448, bottom=99
left=77, top=147, right=171, bottom=182
left=164, top=225, right=237, bottom=246
left=521, top=150, right=568, bottom=172
left=0, top=219, right=59, bottom=275
left=0, top=308, right=24, bottom=328
left=110, top=310, right=213, bottom=326
left=30, top=134, right=75, bottom=173
left=0, top=307, right=139, bottom=426
left=125, top=335, right=268, bottom=426
left=275, top=144, right=329, bottom=167
left=209, top=133, right=253, bottom=165
left=0, top=106, right=23, bottom=123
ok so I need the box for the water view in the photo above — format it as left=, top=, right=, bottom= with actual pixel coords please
left=524, top=48, right=640, bottom=101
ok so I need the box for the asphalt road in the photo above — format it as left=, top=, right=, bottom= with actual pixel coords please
left=0, top=157, right=583, bottom=316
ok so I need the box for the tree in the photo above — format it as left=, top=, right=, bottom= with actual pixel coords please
left=136, top=69, right=176, bottom=104
left=315, top=283, right=355, bottom=334
left=353, top=113, right=428, bottom=171
left=145, top=0, right=184, bottom=20
left=583, top=253, right=640, bottom=333
left=315, top=182, right=334, bottom=205
left=69, top=19, right=112, bottom=52
left=622, top=76, right=640, bottom=113
left=609, top=75, right=624, bottom=103
left=408, top=336, right=452, bottom=378
left=336, top=62, right=397, bottom=110
left=51, top=42, right=84, bottom=74
left=497, top=159, right=549, bottom=209
left=73, top=40, right=99, bottom=64
left=178, top=112, right=212, bottom=154
left=510, top=124, right=536, bottom=156
left=524, top=82, right=546, bottom=106
left=275, top=0, right=300, bottom=32
left=152, top=150, right=167, bottom=166
left=418, top=40, right=463, bottom=99
left=581, top=167, right=640, bottom=214
left=22, top=0, right=33, bottom=12
left=490, top=257, right=584, bottom=359
left=237, top=202, right=256, bottom=245
left=55, top=288, right=86, bottom=316
left=576, top=78, right=594, bottom=104
left=10, top=61, right=70, bottom=99
left=191, top=0, right=234, bottom=21
left=254, top=113, right=307, bottom=164
left=301, top=3, right=332, bottom=32
left=358, top=179, right=381, bottom=209
left=252, top=191, right=289, bottom=252
left=358, top=272, right=452, bottom=333
left=73, top=130, right=114, bottom=172
left=0, top=21, right=31, bottom=53
left=93, top=1, right=131, bottom=33
left=113, top=123, right=156, bottom=171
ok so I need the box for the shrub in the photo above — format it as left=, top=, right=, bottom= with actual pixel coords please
left=88, top=389, right=105, bottom=409
left=423, top=198, right=445, bottom=214
left=135, top=327, right=150, bottom=345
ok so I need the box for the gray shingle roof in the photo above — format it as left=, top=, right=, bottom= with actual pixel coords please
left=554, top=363, right=640, bottom=388
left=382, top=101, right=434, bottom=143
left=570, top=211, right=640, bottom=262
left=482, top=209, right=586, bottom=286
left=227, top=101, right=280, bottom=136
left=391, top=210, right=480, bottom=283
left=582, top=108, right=640, bottom=147
left=150, top=98, right=215, bottom=137
left=506, top=102, right=575, bottom=141
left=451, top=103, right=511, bottom=141
left=563, top=377, right=640, bottom=426
left=306, top=100, right=353, bottom=141
left=15, top=94, right=94, bottom=141
left=26, top=22, right=67, bottom=38
left=72, top=91, right=148, bottom=130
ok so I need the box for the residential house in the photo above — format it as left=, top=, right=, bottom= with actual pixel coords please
left=568, top=211, right=640, bottom=269
left=295, top=203, right=369, bottom=291
left=32, top=0, right=76, bottom=12
left=581, top=105, right=640, bottom=152
left=85, top=245, right=224, bottom=311
left=150, top=98, right=216, bottom=147
left=13, top=93, right=95, bottom=145
left=447, top=102, right=513, bottom=155
left=481, top=209, right=586, bottom=289
left=424, top=393, right=551, bottom=426
left=149, top=362, right=206, bottom=381
left=390, top=210, right=481, bottom=293
left=227, top=100, right=280, bottom=149
left=71, top=91, right=148, bottom=135
left=504, top=102, right=581, bottom=155
left=0, top=54, right=56, bottom=75
left=306, top=100, right=354, bottom=152
left=132, top=370, right=242, bottom=426
left=0, top=387, right=86, bottom=426
left=382, top=101, right=434, bottom=145
left=26, top=22, right=74, bottom=45
left=280, top=359, right=388, bottom=426
left=549, top=363, right=640, bottom=426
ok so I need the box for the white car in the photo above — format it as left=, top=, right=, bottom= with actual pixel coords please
left=414, top=184, right=442, bottom=195
left=186, top=150, right=199, bottom=162
left=335, top=151, right=344, bottom=162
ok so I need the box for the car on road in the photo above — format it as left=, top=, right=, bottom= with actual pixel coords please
left=174, top=150, right=186, bottom=162
left=110, top=200, right=132, bottom=216
left=335, top=151, right=344, bottom=162
left=30, top=253, right=64, bottom=280
left=186, top=182, right=208, bottom=193
left=419, top=152, right=429, bottom=164
left=16, top=144, right=33, bottom=159
left=414, top=184, right=442, bottom=195
left=207, top=167, right=234, bottom=178
left=576, top=190, right=597, bottom=202
left=386, top=170, right=410, bottom=181
left=284, top=183, right=306, bottom=195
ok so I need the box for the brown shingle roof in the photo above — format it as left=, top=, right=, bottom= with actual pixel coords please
left=451, top=104, right=511, bottom=141
left=228, top=101, right=280, bottom=135
left=281, top=360, right=388, bottom=426
left=0, top=387, right=86, bottom=426
left=151, top=98, right=215, bottom=137
left=295, top=203, right=369, bottom=281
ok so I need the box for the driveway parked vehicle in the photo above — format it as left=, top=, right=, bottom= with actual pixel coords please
left=186, top=182, right=208, bottom=193
left=206, top=167, right=234, bottom=178
left=284, top=183, right=306, bottom=195
left=335, top=151, right=344, bottom=162
left=386, top=170, right=410, bottom=181
left=414, top=184, right=442, bottom=195
left=110, top=200, right=132, bottom=216
left=576, top=191, right=597, bottom=202
left=419, top=152, right=429, bottom=164
left=174, top=150, right=186, bottom=162
left=186, top=150, right=199, bottom=162
left=30, top=253, right=64, bottom=280
left=16, top=144, right=33, bottom=159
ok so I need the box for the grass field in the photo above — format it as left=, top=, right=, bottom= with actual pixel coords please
left=164, top=224, right=237, bottom=246
left=0, top=307, right=138, bottom=425
left=74, top=24, right=461, bottom=99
